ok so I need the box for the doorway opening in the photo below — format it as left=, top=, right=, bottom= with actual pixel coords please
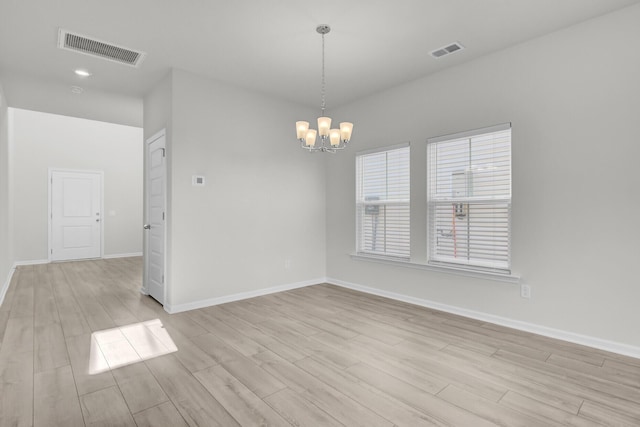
left=143, top=130, right=166, bottom=305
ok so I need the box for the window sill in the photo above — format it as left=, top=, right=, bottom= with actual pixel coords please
left=350, top=253, right=520, bottom=284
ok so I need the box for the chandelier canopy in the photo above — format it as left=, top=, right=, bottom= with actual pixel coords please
left=295, top=25, right=353, bottom=153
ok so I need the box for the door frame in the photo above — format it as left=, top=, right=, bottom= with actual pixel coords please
left=48, top=168, right=105, bottom=262
left=142, top=129, right=167, bottom=305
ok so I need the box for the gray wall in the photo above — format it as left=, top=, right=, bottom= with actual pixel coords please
left=11, top=109, right=144, bottom=261
left=326, top=5, right=640, bottom=347
left=144, top=69, right=326, bottom=309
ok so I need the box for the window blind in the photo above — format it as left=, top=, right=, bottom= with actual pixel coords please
left=356, top=145, right=410, bottom=259
left=427, top=125, right=511, bottom=272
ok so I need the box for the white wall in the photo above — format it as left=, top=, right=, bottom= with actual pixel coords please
left=1, top=71, right=142, bottom=128
left=11, top=109, right=144, bottom=261
left=326, top=5, right=640, bottom=349
left=0, top=81, right=13, bottom=301
left=143, top=71, right=173, bottom=142
left=144, top=69, right=326, bottom=309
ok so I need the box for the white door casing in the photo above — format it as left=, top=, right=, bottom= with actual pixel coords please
left=144, top=130, right=166, bottom=305
left=49, top=169, right=103, bottom=261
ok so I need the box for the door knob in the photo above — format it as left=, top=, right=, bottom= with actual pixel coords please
left=143, top=224, right=151, bottom=230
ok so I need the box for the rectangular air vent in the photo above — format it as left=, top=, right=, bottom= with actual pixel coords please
left=430, top=42, right=464, bottom=59
left=58, top=29, right=146, bottom=67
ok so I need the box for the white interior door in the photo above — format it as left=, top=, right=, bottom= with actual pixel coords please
left=50, top=170, right=102, bottom=261
left=144, top=131, right=166, bottom=305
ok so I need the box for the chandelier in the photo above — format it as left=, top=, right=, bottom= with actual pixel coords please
left=296, top=25, right=353, bottom=153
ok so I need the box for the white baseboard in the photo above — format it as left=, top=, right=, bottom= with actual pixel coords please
left=5, top=260, right=635, bottom=359
left=12, top=253, right=142, bottom=265
left=0, top=265, right=17, bottom=308
left=14, top=259, right=49, bottom=266
left=103, top=252, right=143, bottom=259
left=164, top=277, right=326, bottom=314
left=326, top=277, right=640, bottom=360
left=1, top=259, right=47, bottom=307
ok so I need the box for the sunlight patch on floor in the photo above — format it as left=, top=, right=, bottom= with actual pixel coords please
left=89, top=319, right=177, bottom=374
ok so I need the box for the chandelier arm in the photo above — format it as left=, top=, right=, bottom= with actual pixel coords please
left=301, top=140, right=325, bottom=152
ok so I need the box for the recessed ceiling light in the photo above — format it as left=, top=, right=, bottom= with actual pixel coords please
left=74, top=69, right=92, bottom=77
left=70, top=86, right=84, bottom=94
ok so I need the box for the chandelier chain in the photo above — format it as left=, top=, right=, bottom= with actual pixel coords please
left=321, top=31, right=326, bottom=115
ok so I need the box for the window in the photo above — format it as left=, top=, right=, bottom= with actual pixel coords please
left=427, top=124, right=511, bottom=272
left=356, top=144, right=410, bottom=259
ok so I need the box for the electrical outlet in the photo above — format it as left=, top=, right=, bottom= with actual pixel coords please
left=520, top=284, right=531, bottom=299
left=284, top=257, right=292, bottom=270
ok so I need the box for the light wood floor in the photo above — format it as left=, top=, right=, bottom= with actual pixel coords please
left=1, top=258, right=639, bottom=426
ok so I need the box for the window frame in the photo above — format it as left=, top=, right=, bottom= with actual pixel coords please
left=427, top=123, right=512, bottom=274
left=355, top=143, right=411, bottom=260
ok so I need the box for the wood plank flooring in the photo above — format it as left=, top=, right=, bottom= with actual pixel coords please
left=1, top=258, right=639, bottom=426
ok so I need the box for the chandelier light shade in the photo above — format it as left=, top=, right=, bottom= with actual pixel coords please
left=295, top=25, right=353, bottom=153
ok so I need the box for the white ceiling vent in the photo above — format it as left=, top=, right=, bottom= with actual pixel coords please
left=430, top=42, right=464, bottom=59
left=57, top=29, right=146, bottom=67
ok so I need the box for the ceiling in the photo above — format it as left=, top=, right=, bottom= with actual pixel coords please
left=1, top=0, right=639, bottom=109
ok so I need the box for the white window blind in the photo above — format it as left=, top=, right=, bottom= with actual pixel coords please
left=356, top=145, right=410, bottom=259
left=427, top=124, right=511, bottom=272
